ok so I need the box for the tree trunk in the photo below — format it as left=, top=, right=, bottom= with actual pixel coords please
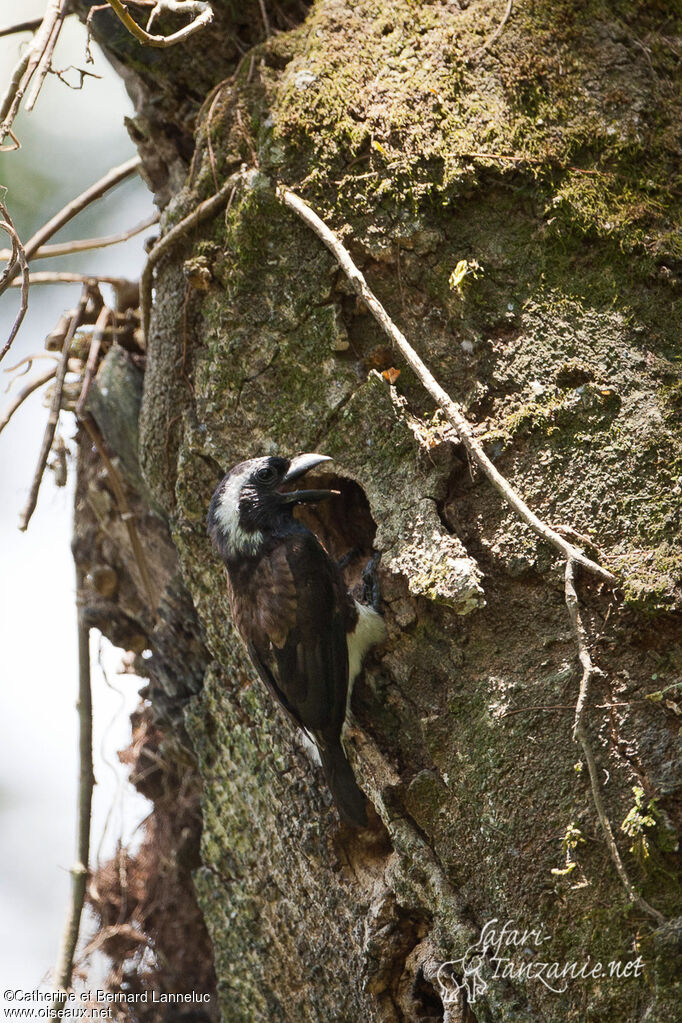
left=74, top=1, right=681, bottom=1020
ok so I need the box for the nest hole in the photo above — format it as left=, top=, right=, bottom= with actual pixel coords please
left=292, top=473, right=378, bottom=593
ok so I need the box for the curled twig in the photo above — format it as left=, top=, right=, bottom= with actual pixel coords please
left=0, top=364, right=57, bottom=435
left=277, top=187, right=616, bottom=585
left=18, top=286, right=91, bottom=531
left=4, top=352, right=59, bottom=375
left=565, top=559, right=664, bottom=924
left=104, top=0, right=213, bottom=49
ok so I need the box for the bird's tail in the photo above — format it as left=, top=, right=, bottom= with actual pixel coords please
left=317, top=738, right=368, bottom=827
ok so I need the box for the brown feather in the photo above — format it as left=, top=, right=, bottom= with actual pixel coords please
left=225, top=541, right=298, bottom=651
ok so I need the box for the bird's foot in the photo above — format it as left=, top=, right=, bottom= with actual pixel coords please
left=337, top=546, right=361, bottom=570
left=362, top=551, right=382, bottom=613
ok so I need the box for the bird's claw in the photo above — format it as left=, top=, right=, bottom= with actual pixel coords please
left=362, top=551, right=382, bottom=613
left=337, top=546, right=361, bottom=570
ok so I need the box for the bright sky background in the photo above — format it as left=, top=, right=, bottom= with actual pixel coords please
left=1, top=1, right=156, bottom=997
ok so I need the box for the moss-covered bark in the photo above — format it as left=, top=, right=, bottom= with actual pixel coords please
left=78, top=1, right=681, bottom=1020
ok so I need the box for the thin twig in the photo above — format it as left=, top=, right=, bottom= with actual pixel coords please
left=21, top=157, right=141, bottom=268
left=79, top=416, right=158, bottom=613
left=0, top=0, right=69, bottom=140
left=0, top=212, right=159, bottom=262
left=501, top=703, right=574, bottom=717
left=578, top=727, right=664, bottom=923
left=75, top=306, right=110, bottom=419
left=565, top=560, right=664, bottom=924
left=0, top=127, right=20, bottom=153
left=0, top=364, right=57, bottom=435
left=501, top=700, right=641, bottom=718
left=565, top=560, right=600, bottom=741
left=474, top=0, right=513, bottom=57
left=277, top=187, right=616, bottom=585
left=141, top=169, right=243, bottom=339
left=0, top=203, right=29, bottom=364
left=53, top=600, right=94, bottom=1006
left=0, top=49, right=30, bottom=126
left=257, top=0, right=271, bottom=37
left=9, top=271, right=134, bottom=288
left=18, top=287, right=90, bottom=531
left=4, top=351, right=58, bottom=375
left=25, top=0, right=70, bottom=112
left=0, top=158, right=142, bottom=302
left=104, top=0, right=213, bottom=48
left=457, top=151, right=606, bottom=177
left=0, top=18, right=43, bottom=38
left=554, top=523, right=605, bottom=558
left=204, top=86, right=225, bottom=191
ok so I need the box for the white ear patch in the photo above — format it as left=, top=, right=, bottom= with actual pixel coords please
left=215, top=470, right=264, bottom=557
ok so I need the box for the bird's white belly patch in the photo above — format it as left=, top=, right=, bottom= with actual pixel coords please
left=346, top=600, right=387, bottom=712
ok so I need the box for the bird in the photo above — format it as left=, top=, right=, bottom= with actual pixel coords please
left=207, top=452, right=386, bottom=826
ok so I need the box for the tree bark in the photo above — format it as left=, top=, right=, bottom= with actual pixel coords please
left=74, top=1, right=682, bottom=1020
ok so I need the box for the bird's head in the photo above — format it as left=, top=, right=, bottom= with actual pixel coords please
left=207, top=453, right=334, bottom=560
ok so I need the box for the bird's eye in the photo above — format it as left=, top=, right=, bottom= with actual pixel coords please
left=256, top=466, right=276, bottom=483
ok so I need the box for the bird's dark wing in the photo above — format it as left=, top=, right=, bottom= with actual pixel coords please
left=227, top=532, right=349, bottom=735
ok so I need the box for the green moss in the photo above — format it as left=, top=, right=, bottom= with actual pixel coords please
left=260, top=0, right=681, bottom=259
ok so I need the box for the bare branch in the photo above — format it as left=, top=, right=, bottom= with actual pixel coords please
left=257, top=0, right=271, bottom=37
left=53, top=604, right=94, bottom=1007
left=564, top=559, right=600, bottom=741
left=142, top=169, right=242, bottom=340
left=24, top=157, right=142, bottom=264
left=277, top=187, right=616, bottom=585
left=0, top=211, right=159, bottom=262
left=565, top=560, right=664, bottom=924
left=75, top=305, right=110, bottom=419
left=0, top=203, right=29, bottom=364
left=0, top=0, right=70, bottom=141
left=0, top=50, right=30, bottom=126
left=25, top=1, right=70, bottom=113
left=0, top=19, right=43, bottom=39
left=9, top=271, right=135, bottom=288
left=18, top=286, right=90, bottom=531
left=0, top=364, right=57, bottom=436
left=104, top=0, right=213, bottom=49
left=4, top=351, right=59, bottom=375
